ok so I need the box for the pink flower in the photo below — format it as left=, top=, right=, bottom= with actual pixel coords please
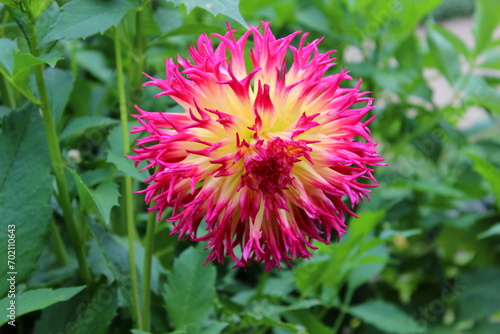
left=130, top=22, right=384, bottom=270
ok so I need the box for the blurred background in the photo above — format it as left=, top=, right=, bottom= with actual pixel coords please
left=1, top=0, right=500, bottom=333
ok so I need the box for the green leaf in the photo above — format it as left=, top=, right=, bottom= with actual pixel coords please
left=0, top=38, right=17, bottom=73
left=426, top=22, right=462, bottom=84
left=0, top=41, right=63, bottom=104
left=461, top=75, right=500, bottom=113
left=0, top=51, right=41, bottom=103
left=289, top=309, right=331, bottom=334
left=37, top=50, right=63, bottom=68
left=70, top=170, right=120, bottom=225
left=465, top=323, right=500, bottom=334
left=348, top=245, right=389, bottom=289
left=458, top=268, right=500, bottom=321
left=60, top=116, right=118, bottom=141
left=427, top=22, right=470, bottom=59
left=87, top=220, right=137, bottom=317
left=0, top=0, right=19, bottom=8
left=36, top=2, right=60, bottom=46
left=75, top=49, right=113, bottom=82
left=40, top=0, right=136, bottom=45
left=478, top=48, right=500, bottom=69
left=349, top=300, right=420, bottom=333
left=478, top=223, right=500, bottom=239
left=106, top=125, right=148, bottom=182
left=385, top=0, right=442, bottom=44
left=466, top=152, right=500, bottom=208
left=164, top=244, right=216, bottom=334
left=167, top=0, right=247, bottom=27
left=0, top=105, right=52, bottom=296
left=131, top=330, right=186, bottom=334
left=33, top=282, right=118, bottom=334
left=201, top=322, right=229, bottom=334
left=349, top=210, right=386, bottom=240
left=0, top=286, right=85, bottom=326
left=153, top=8, right=183, bottom=34
left=473, top=0, right=500, bottom=54
left=44, top=68, right=74, bottom=129
left=25, top=0, right=52, bottom=20
left=92, top=181, right=120, bottom=225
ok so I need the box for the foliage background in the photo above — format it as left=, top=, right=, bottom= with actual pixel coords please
left=0, top=0, right=499, bottom=333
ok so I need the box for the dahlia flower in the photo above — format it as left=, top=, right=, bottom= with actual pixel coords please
left=130, top=22, right=384, bottom=270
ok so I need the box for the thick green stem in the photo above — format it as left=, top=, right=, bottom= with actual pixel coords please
left=33, top=59, right=92, bottom=285
left=114, top=27, right=143, bottom=330
left=49, top=217, right=69, bottom=266
left=130, top=1, right=149, bottom=107
left=332, top=287, right=354, bottom=334
left=22, top=7, right=93, bottom=284
left=31, top=51, right=92, bottom=287
left=141, top=212, right=156, bottom=331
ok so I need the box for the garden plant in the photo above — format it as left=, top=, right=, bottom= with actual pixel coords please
left=0, top=0, right=499, bottom=333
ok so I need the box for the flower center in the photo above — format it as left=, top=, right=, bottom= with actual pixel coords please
left=240, top=137, right=311, bottom=195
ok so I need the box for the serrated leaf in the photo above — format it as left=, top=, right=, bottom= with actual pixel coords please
left=70, top=170, right=119, bottom=224
left=349, top=300, right=420, bottom=333
left=0, top=286, right=85, bottom=326
left=33, top=282, right=118, bottom=334
left=40, top=0, right=136, bottom=45
left=0, top=45, right=62, bottom=103
left=107, top=125, right=147, bottom=182
left=167, top=0, right=247, bottom=27
left=0, top=105, right=52, bottom=296
left=466, top=152, right=500, bottom=208
left=60, top=116, right=118, bottom=141
left=92, top=181, right=120, bottom=225
left=473, top=0, right=500, bottom=54
left=87, top=220, right=137, bottom=318
left=37, top=50, right=63, bottom=67
left=0, top=51, right=42, bottom=102
left=164, top=244, right=216, bottom=334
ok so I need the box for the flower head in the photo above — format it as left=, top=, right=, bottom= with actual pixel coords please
left=130, top=22, right=384, bottom=270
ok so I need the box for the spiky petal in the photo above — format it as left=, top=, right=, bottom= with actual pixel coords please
left=130, top=22, right=385, bottom=270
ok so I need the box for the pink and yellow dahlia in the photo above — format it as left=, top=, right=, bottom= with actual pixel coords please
left=131, top=22, right=384, bottom=270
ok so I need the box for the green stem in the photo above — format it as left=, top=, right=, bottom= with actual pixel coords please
left=114, top=27, right=143, bottom=330
left=49, top=217, right=69, bottom=266
left=33, top=59, right=92, bottom=285
left=332, top=287, right=354, bottom=334
left=0, top=73, right=16, bottom=109
left=0, top=10, right=16, bottom=109
left=141, top=212, right=156, bottom=331
left=130, top=1, right=149, bottom=106
left=25, top=18, right=92, bottom=285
